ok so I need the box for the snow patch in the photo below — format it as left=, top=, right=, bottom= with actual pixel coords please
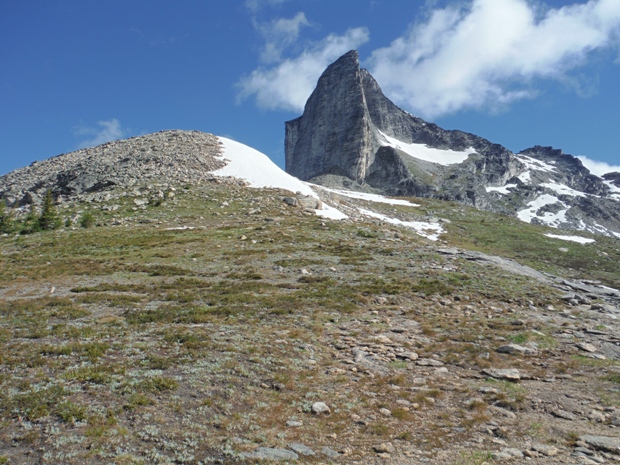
left=486, top=184, right=517, bottom=195
left=379, top=131, right=475, bottom=166
left=606, top=181, right=620, bottom=192
left=517, top=194, right=568, bottom=227
left=318, top=186, right=419, bottom=206
left=589, top=222, right=615, bottom=236
left=315, top=204, right=349, bottom=220
left=215, top=137, right=350, bottom=219
left=604, top=180, right=620, bottom=200
left=540, top=182, right=587, bottom=198
left=215, top=137, right=316, bottom=197
left=545, top=234, right=595, bottom=244
left=358, top=208, right=443, bottom=241
left=517, top=171, right=531, bottom=184
left=516, top=155, right=557, bottom=173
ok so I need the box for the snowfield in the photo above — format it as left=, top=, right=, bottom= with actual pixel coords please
left=358, top=208, right=443, bottom=241
left=319, top=187, right=419, bottom=206
left=379, top=131, right=476, bottom=166
left=216, top=137, right=348, bottom=221
left=516, top=155, right=557, bottom=173
left=540, top=182, right=587, bottom=198
left=604, top=180, right=620, bottom=201
left=215, top=137, right=316, bottom=197
left=545, top=234, right=596, bottom=244
left=517, top=194, right=568, bottom=227
left=486, top=184, right=517, bottom=195
left=314, top=204, right=349, bottom=220
left=214, top=136, right=440, bottom=240
left=518, top=171, right=531, bottom=184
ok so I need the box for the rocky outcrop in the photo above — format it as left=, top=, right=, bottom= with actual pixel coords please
left=0, top=130, right=224, bottom=207
left=518, top=146, right=608, bottom=196
left=603, top=172, right=620, bottom=188
left=284, top=50, right=620, bottom=237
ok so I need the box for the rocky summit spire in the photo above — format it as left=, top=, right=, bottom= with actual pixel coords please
left=285, top=50, right=377, bottom=183
left=284, top=50, right=620, bottom=237
left=284, top=49, right=517, bottom=195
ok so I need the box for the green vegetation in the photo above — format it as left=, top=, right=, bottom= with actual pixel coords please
left=20, top=204, right=41, bottom=234
left=80, top=210, right=95, bottom=228
left=452, top=451, right=494, bottom=465
left=0, top=180, right=618, bottom=463
left=38, top=190, right=62, bottom=231
left=422, top=197, right=620, bottom=287
left=0, top=200, right=13, bottom=234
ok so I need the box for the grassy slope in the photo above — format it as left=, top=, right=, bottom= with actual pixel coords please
left=0, top=181, right=619, bottom=464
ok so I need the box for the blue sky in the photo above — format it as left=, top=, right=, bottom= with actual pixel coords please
left=2, top=0, right=620, bottom=177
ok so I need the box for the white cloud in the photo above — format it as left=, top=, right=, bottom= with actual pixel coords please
left=368, top=0, right=620, bottom=118
left=237, top=27, right=370, bottom=112
left=256, top=12, right=310, bottom=64
left=74, top=119, right=125, bottom=149
left=577, top=155, right=620, bottom=176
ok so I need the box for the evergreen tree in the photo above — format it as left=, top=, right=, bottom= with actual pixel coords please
left=0, top=199, right=13, bottom=234
left=21, top=204, right=41, bottom=234
left=38, top=190, right=61, bottom=231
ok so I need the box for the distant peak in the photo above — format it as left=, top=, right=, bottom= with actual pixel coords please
left=324, top=50, right=360, bottom=73
left=339, top=49, right=359, bottom=62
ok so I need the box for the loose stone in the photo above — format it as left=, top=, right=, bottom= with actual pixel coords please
left=243, top=447, right=299, bottom=461
left=482, top=368, right=521, bottom=381
left=288, top=443, right=315, bottom=456
left=579, top=435, right=620, bottom=454
left=576, top=342, right=598, bottom=353
left=373, top=442, right=395, bottom=454
left=311, top=402, right=331, bottom=415
left=496, top=343, right=537, bottom=356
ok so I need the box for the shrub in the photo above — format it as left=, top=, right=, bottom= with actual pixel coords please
left=80, top=211, right=96, bottom=228
left=57, top=401, right=87, bottom=423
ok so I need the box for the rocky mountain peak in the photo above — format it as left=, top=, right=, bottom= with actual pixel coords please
left=285, top=49, right=374, bottom=183
left=517, top=146, right=608, bottom=196
left=285, top=50, right=620, bottom=238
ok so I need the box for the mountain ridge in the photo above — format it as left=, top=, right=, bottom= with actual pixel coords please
left=2, top=52, right=619, bottom=239
left=0, top=130, right=225, bottom=207
left=285, top=50, right=620, bottom=238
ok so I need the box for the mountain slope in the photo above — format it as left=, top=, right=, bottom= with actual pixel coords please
left=1, top=129, right=620, bottom=463
left=0, top=131, right=451, bottom=241
left=1, top=152, right=620, bottom=464
left=285, top=50, right=620, bottom=238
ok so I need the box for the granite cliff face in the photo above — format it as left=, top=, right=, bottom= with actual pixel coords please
left=285, top=51, right=376, bottom=183
left=285, top=51, right=620, bottom=237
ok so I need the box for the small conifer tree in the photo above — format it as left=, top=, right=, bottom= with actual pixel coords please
left=21, top=204, right=41, bottom=234
left=0, top=199, right=14, bottom=234
left=38, top=190, right=61, bottom=231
